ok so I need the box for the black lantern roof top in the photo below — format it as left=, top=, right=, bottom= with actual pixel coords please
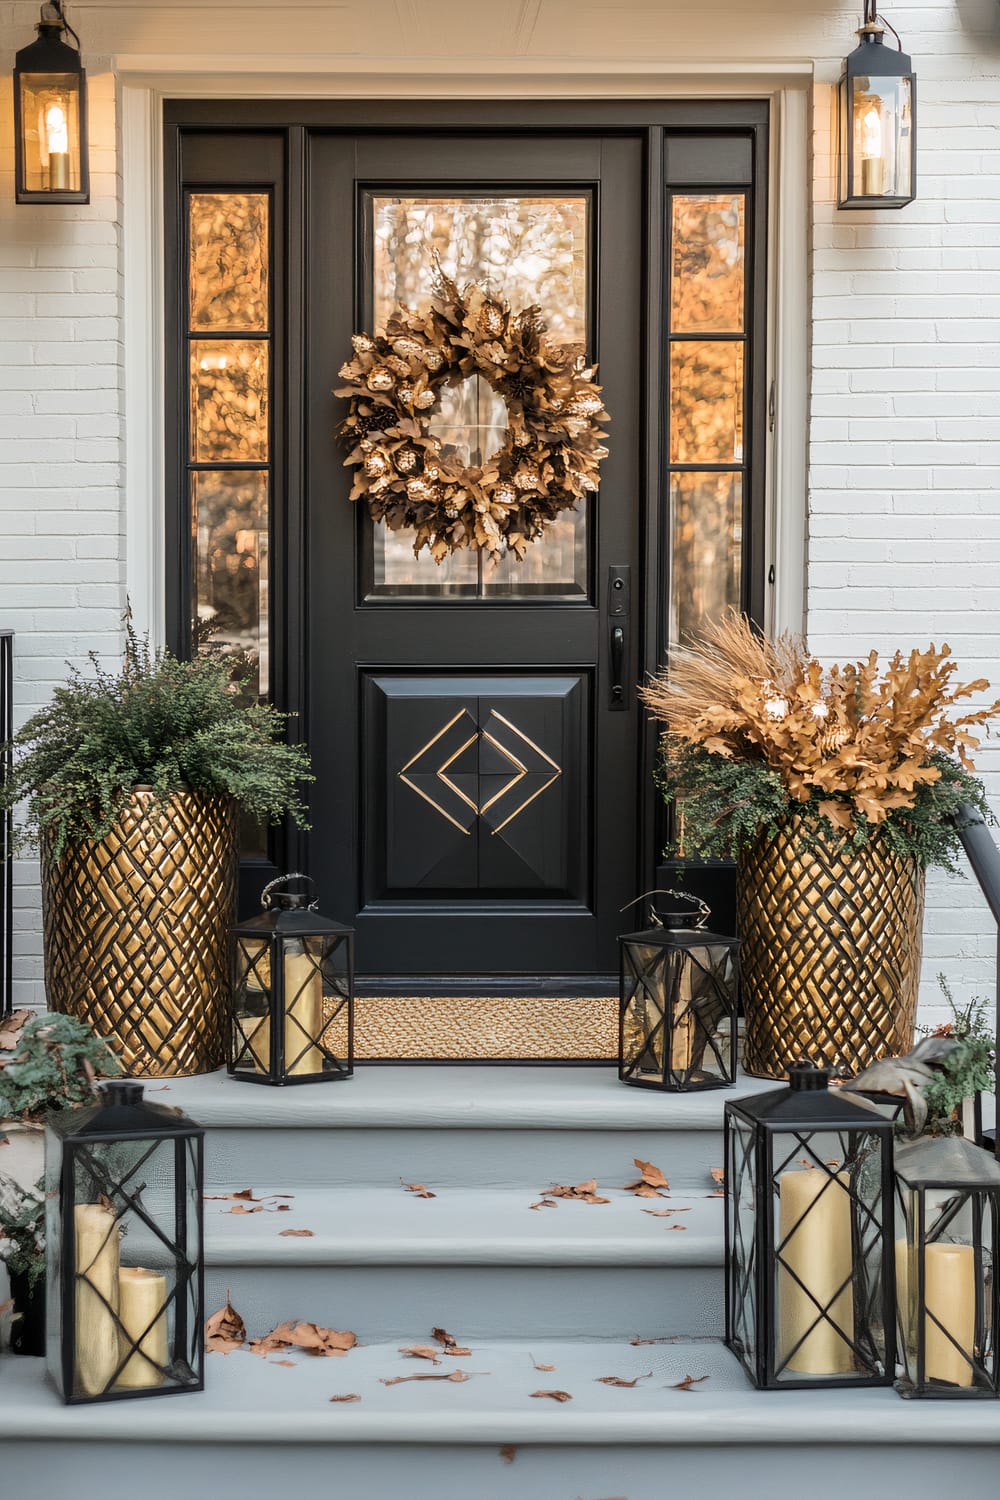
left=46, top=1080, right=203, bottom=1140
left=895, top=1132, right=1000, bottom=1188
left=843, top=12, right=913, bottom=81
left=619, top=923, right=739, bottom=949
left=726, top=1062, right=894, bottom=1130
left=234, top=903, right=353, bottom=939
left=15, top=3, right=84, bottom=74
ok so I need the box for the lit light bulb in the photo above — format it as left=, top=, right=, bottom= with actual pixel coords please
left=859, top=103, right=885, bottom=196
left=44, top=100, right=70, bottom=191
left=861, top=106, right=882, bottom=160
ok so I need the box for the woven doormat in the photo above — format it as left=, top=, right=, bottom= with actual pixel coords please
left=353, top=994, right=619, bottom=1062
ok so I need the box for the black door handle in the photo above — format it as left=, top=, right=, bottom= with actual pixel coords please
left=607, top=565, right=630, bottom=711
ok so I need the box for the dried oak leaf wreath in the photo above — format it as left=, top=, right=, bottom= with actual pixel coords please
left=335, top=271, right=609, bottom=561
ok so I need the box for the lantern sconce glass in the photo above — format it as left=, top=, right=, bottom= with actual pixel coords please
left=838, top=0, right=915, bottom=209
left=13, top=1, right=89, bottom=205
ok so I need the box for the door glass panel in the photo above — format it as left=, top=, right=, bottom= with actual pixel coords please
left=365, top=191, right=591, bottom=601
left=191, top=470, right=269, bottom=696
left=189, top=192, right=269, bottom=331
left=669, top=341, right=744, bottom=464
left=670, top=195, right=745, bottom=334
left=668, top=472, right=742, bottom=649
left=189, top=339, right=269, bottom=462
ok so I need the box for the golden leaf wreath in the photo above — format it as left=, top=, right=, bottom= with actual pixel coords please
left=335, top=273, right=609, bottom=561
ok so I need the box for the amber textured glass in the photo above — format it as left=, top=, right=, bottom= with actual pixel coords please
left=189, top=192, right=269, bottom=331
left=669, top=473, right=742, bottom=649
left=670, top=195, right=745, bottom=333
left=191, top=470, right=269, bottom=696
left=669, top=341, right=744, bottom=465
left=189, top=340, right=269, bottom=463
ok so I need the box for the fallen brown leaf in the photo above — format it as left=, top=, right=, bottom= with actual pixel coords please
left=531, top=1355, right=556, bottom=1371
left=547, top=1179, right=610, bottom=1205
left=629, top=1335, right=680, bottom=1346
left=671, top=1374, right=709, bottom=1391
left=228, top=1203, right=259, bottom=1215
left=529, top=1199, right=557, bottom=1210
left=279, top=1228, right=315, bottom=1237
left=0, top=1010, right=32, bottom=1052
left=709, top=1168, right=725, bottom=1185
left=205, top=1294, right=247, bottom=1354
left=665, top=1224, right=687, bottom=1231
left=623, top=1158, right=670, bottom=1199
left=499, top=1444, right=517, bottom=1464
left=272, top=1359, right=297, bottom=1367
left=596, top=1372, right=652, bottom=1388
left=381, top=1370, right=475, bottom=1385
left=401, top=1178, right=436, bottom=1199
left=531, top=1389, right=573, bottom=1402
left=329, top=1394, right=361, bottom=1403
left=432, top=1327, right=472, bottom=1356
left=400, top=1345, right=442, bottom=1363
left=249, top=1321, right=357, bottom=1359
left=642, top=1208, right=690, bottom=1218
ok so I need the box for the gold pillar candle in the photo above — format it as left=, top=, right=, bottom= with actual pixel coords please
left=895, top=1236, right=912, bottom=1352
left=117, top=1266, right=169, bottom=1388
left=924, top=1242, right=976, bottom=1387
left=74, top=1203, right=121, bottom=1397
left=284, top=941, right=323, bottom=1075
left=778, top=1169, right=855, bottom=1375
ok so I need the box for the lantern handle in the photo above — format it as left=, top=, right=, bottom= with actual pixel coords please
left=261, top=872, right=319, bottom=911
left=619, top=888, right=711, bottom=929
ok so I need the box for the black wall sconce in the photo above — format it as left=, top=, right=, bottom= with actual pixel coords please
left=839, top=1, right=915, bottom=209
left=14, top=1, right=89, bottom=205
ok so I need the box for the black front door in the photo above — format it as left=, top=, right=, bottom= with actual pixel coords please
left=306, top=134, right=643, bottom=978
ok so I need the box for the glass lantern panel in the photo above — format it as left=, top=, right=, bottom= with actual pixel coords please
left=770, top=1128, right=887, bottom=1383
left=191, top=469, right=269, bottom=698
left=669, top=341, right=744, bottom=464
left=673, top=942, right=736, bottom=1084
left=69, top=1138, right=192, bottom=1398
left=282, top=937, right=325, bottom=1076
left=233, top=934, right=272, bottom=1073
left=189, top=339, right=269, bottom=462
left=18, top=73, right=82, bottom=194
left=670, top=194, right=745, bottom=333
left=621, top=942, right=666, bottom=1079
left=668, top=472, right=742, bottom=651
left=727, top=1112, right=758, bottom=1365
left=896, top=1179, right=998, bottom=1394
left=189, top=192, right=269, bottom=331
left=851, top=74, right=913, bottom=201
left=315, top=934, right=351, bottom=1070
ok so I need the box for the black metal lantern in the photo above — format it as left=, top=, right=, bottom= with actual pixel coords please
left=894, top=1134, right=1000, bottom=1398
left=838, top=1, right=916, bottom=209
left=230, top=873, right=354, bottom=1086
left=725, top=1063, right=896, bottom=1389
left=45, top=1080, right=204, bottom=1404
left=619, top=889, right=738, bottom=1092
left=13, top=1, right=89, bottom=205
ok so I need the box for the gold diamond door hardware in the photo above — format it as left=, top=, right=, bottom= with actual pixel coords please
left=399, top=707, right=562, bottom=837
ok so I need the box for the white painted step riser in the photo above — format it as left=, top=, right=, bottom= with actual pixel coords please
left=204, top=1264, right=724, bottom=1341
left=4, top=1442, right=999, bottom=1500
left=202, top=1124, right=726, bottom=1192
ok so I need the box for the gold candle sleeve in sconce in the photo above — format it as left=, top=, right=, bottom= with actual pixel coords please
left=283, top=940, right=323, bottom=1075
left=74, top=1202, right=121, bottom=1397
left=777, top=1169, right=855, bottom=1375
left=118, top=1266, right=169, bottom=1389
left=923, top=1242, right=976, bottom=1387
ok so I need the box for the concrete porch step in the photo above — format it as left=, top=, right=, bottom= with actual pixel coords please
left=162, top=1065, right=772, bottom=1190
left=4, top=1338, right=999, bottom=1500
left=203, top=1187, right=725, bottom=1338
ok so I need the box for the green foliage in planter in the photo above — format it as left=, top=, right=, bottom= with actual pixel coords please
left=657, top=742, right=990, bottom=873
left=1, top=617, right=313, bottom=856
left=918, top=978, right=995, bottom=1135
left=0, top=1175, right=45, bottom=1290
left=0, top=1012, right=122, bottom=1124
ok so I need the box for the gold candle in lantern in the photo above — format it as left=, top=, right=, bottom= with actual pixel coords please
left=924, top=1242, right=976, bottom=1387
left=778, top=1169, right=855, bottom=1375
left=118, top=1266, right=169, bottom=1388
left=284, top=940, right=323, bottom=1075
left=74, top=1202, right=121, bottom=1396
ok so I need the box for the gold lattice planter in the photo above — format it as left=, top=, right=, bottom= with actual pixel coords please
left=42, top=787, right=239, bottom=1077
left=737, top=816, right=925, bottom=1080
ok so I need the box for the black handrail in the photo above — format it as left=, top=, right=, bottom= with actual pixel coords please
left=954, top=802, right=1000, bottom=1155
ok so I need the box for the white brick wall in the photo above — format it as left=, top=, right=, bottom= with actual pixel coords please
left=1, top=0, right=998, bottom=1034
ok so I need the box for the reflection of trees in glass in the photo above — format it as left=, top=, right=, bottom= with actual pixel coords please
left=669, top=474, right=742, bottom=650
left=190, top=341, right=269, bottom=462
left=193, top=471, right=268, bottom=699
left=670, top=342, right=744, bottom=464
left=671, top=195, right=744, bottom=333
left=371, top=195, right=590, bottom=597
left=373, top=196, right=588, bottom=351
left=189, top=193, right=269, bottom=331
